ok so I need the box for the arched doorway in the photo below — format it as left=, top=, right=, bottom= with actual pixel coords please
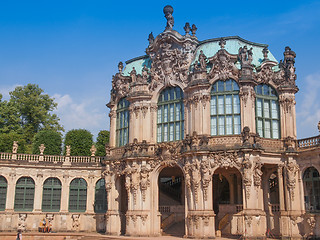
left=212, top=167, right=243, bottom=236
left=158, top=165, right=185, bottom=237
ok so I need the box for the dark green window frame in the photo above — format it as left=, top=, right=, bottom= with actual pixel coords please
left=303, top=167, right=320, bottom=212
left=157, top=87, right=184, bottom=142
left=94, top=178, right=108, bottom=213
left=255, top=84, right=280, bottom=139
left=14, top=177, right=35, bottom=211
left=116, top=98, right=130, bottom=147
left=210, top=79, right=241, bottom=136
left=42, top=178, right=62, bottom=212
left=69, top=178, right=87, bottom=212
left=0, top=176, right=7, bottom=211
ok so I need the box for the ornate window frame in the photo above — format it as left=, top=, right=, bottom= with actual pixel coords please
left=157, top=86, right=184, bottom=142
left=94, top=178, right=107, bottom=213
left=116, top=98, right=130, bottom=147
left=210, top=79, right=241, bottom=136
left=303, top=167, right=320, bottom=212
left=255, top=84, right=280, bottom=139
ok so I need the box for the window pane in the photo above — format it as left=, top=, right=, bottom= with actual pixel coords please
left=272, top=120, right=279, bottom=139
left=218, top=81, right=224, bottom=92
left=226, top=95, right=232, bottom=114
left=211, top=117, right=217, bottom=135
left=218, top=96, right=224, bottom=114
left=163, top=124, right=168, bottom=142
left=234, top=115, right=241, bottom=134
left=226, top=116, right=233, bottom=134
left=211, top=97, right=217, bottom=115
left=226, top=80, right=232, bottom=91
left=176, top=104, right=181, bottom=121
left=169, top=123, right=174, bottom=141
left=264, top=120, right=271, bottom=138
left=264, top=101, right=270, bottom=118
left=233, top=96, right=240, bottom=114
left=256, top=99, right=262, bottom=117
left=218, top=116, right=225, bottom=135
left=271, top=100, right=278, bottom=119
left=175, top=122, right=180, bottom=140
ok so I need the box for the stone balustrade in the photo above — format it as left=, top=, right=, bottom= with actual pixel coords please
left=298, top=135, right=320, bottom=149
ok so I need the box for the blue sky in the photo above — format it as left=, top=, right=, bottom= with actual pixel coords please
left=0, top=1, right=319, bottom=139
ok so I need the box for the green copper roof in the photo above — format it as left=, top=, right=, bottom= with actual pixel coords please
left=122, top=36, right=278, bottom=76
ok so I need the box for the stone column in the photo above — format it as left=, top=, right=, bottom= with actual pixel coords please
left=109, top=110, right=117, bottom=147
left=60, top=176, right=69, bottom=213
left=86, top=176, right=95, bottom=214
left=5, top=174, right=16, bottom=211
left=279, top=92, right=297, bottom=139
left=33, top=174, right=44, bottom=212
left=239, top=85, right=256, bottom=133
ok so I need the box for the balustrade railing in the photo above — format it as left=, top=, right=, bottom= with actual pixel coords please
left=297, top=135, right=320, bottom=149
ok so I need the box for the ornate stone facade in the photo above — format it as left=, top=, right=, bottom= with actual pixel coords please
left=0, top=5, right=320, bottom=239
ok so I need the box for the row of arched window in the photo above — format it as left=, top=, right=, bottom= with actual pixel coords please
left=116, top=80, right=281, bottom=147
left=0, top=176, right=107, bottom=213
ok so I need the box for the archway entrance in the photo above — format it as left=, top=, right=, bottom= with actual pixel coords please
left=158, top=165, right=185, bottom=237
left=213, top=167, right=243, bottom=236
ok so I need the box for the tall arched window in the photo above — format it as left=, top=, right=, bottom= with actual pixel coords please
left=69, top=178, right=87, bottom=212
left=42, top=178, right=62, bottom=212
left=0, top=176, right=7, bottom=211
left=210, top=79, right=241, bottom=135
left=303, top=167, right=320, bottom=212
left=157, top=86, right=184, bottom=142
left=94, top=178, right=108, bottom=213
left=14, top=177, right=35, bottom=211
left=116, top=98, right=130, bottom=147
left=255, top=84, right=280, bottom=139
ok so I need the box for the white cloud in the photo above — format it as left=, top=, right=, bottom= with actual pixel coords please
left=296, top=73, right=320, bottom=138
left=53, top=94, right=108, bottom=138
left=0, top=84, right=22, bottom=100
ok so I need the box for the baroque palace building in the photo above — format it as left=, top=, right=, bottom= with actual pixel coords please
left=0, top=5, right=320, bottom=239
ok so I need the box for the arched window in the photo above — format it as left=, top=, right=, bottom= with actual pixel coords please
left=69, top=178, right=87, bottom=212
left=157, top=87, right=184, bottom=142
left=0, top=176, right=7, bottom=211
left=14, top=177, right=35, bottom=211
left=210, top=79, right=241, bottom=135
left=94, top=178, right=108, bottom=213
left=42, top=178, right=62, bottom=212
left=116, top=98, right=130, bottom=147
left=303, top=167, right=320, bottom=212
left=255, top=84, right=280, bottom=139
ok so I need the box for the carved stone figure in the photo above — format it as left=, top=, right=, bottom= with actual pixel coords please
left=66, top=145, right=71, bottom=156
left=184, top=22, right=191, bottom=35
left=72, top=214, right=80, bottom=231
left=90, top=145, right=97, bottom=157
left=201, top=157, right=212, bottom=201
left=39, top=144, right=46, bottom=155
left=103, top=165, right=113, bottom=192
left=18, top=213, right=27, bottom=231
left=306, top=216, right=316, bottom=236
left=140, top=165, right=150, bottom=201
left=198, top=50, right=207, bottom=71
left=163, top=5, right=174, bottom=30
left=238, top=46, right=253, bottom=66
left=148, top=32, right=154, bottom=45
left=286, top=160, right=298, bottom=201
left=12, top=141, right=18, bottom=154
left=105, top=144, right=111, bottom=156
left=262, top=47, right=269, bottom=60
left=242, top=157, right=252, bottom=199
left=118, top=61, right=123, bottom=73
left=253, top=161, right=263, bottom=187
left=191, top=24, right=197, bottom=36
left=130, top=67, right=137, bottom=82
left=241, top=126, right=251, bottom=147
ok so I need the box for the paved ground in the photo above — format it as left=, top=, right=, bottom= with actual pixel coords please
left=0, top=232, right=240, bottom=240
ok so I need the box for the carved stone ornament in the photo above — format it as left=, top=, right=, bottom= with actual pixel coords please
left=210, top=151, right=241, bottom=169
left=102, top=165, right=113, bottom=192
left=123, top=162, right=140, bottom=205
left=18, top=213, right=27, bottom=231
left=140, top=165, right=151, bottom=202
left=110, top=70, right=131, bottom=102
left=238, top=46, right=253, bottom=66
left=242, top=157, right=252, bottom=199
left=39, top=144, right=46, bottom=155
left=306, top=216, right=316, bottom=236
left=200, top=156, right=213, bottom=201
left=286, top=160, right=299, bottom=201
left=163, top=5, right=174, bottom=31
left=66, top=145, right=71, bottom=156
left=256, top=65, right=274, bottom=84
left=12, top=141, right=18, bottom=154
left=279, top=95, right=296, bottom=114
left=90, top=145, right=97, bottom=157
left=72, top=214, right=80, bottom=231
left=253, top=160, right=263, bottom=187
left=208, top=48, right=239, bottom=81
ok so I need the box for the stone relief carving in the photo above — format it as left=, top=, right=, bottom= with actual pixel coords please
left=279, top=95, right=296, bottom=114
left=285, top=160, right=299, bottom=201
left=242, top=157, right=252, bottom=199
left=253, top=160, right=263, bottom=187
left=256, top=65, right=274, bottom=84
left=18, top=213, right=27, bottom=231
left=208, top=48, right=238, bottom=81
left=102, top=165, right=113, bottom=193
left=140, top=165, right=151, bottom=202
left=200, top=156, right=213, bottom=201
left=306, top=216, right=316, bottom=236
left=211, top=151, right=241, bottom=169
left=238, top=46, right=253, bottom=66
left=110, top=62, right=131, bottom=102
left=72, top=214, right=80, bottom=231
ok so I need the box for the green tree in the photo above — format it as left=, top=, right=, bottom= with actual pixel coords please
left=8, top=84, right=64, bottom=144
left=95, top=130, right=110, bottom=156
left=64, top=129, right=93, bottom=156
left=32, top=130, right=62, bottom=155
left=0, top=132, right=26, bottom=153
left=0, top=94, right=21, bottom=134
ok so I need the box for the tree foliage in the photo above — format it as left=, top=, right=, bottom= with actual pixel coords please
left=7, top=84, right=64, bottom=143
left=64, top=129, right=93, bottom=156
left=96, top=130, right=110, bottom=156
left=32, top=130, right=62, bottom=155
left=0, top=132, right=26, bottom=153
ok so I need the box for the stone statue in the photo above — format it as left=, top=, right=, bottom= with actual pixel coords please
left=148, top=32, right=154, bottom=45
left=90, top=145, right=97, bottom=156
left=130, top=67, right=137, bottom=82
left=66, top=145, right=71, bottom=156
left=163, top=5, right=174, bottom=30
left=12, top=141, right=18, bottom=154
left=184, top=22, right=191, bottom=35
left=39, top=144, right=46, bottom=155
left=118, top=61, right=123, bottom=73
left=191, top=24, right=197, bottom=36
left=198, top=50, right=207, bottom=70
